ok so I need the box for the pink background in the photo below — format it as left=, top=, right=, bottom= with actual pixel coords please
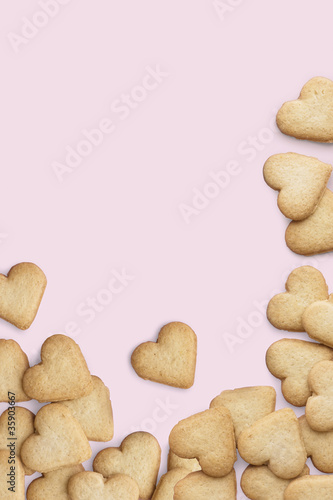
left=1, top=0, right=333, bottom=497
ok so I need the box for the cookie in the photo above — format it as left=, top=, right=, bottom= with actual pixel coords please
left=60, top=375, right=114, bottom=441
left=299, top=414, right=333, bottom=473
left=237, top=408, right=307, bottom=479
left=93, top=431, right=161, bottom=500
left=286, top=188, right=333, bottom=255
left=173, top=470, right=236, bottom=500
left=240, top=464, right=309, bottom=500
left=276, top=76, right=333, bottom=143
left=266, top=266, right=329, bottom=331
left=0, top=449, right=25, bottom=499
left=23, top=334, right=93, bottom=402
left=266, top=339, right=333, bottom=406
left=303, top=294, right=333, bottom=347
left=26, top=464, right=84, bottom=500
left=167, top=450, right=201, bottom=473
left=131, top=322, right=197, bottom=389
left=263, top=153, right=332, bottom=220
left=284, top=475, right=333, bottom=500
left=306, top=359, right=333, bottom=431
left=209, top=386, right=276, bottom=441
left=151, top=468, right=189, bottom=500
left=67, top=472, right=139, bottom=500
left=169, top=407, right=236, bottom=478
left=0, top=406, right=35, bottom=475
left=0, top=262, right=46, bottom=329
left=20, top=403, right=91, bottom=473
left=0, top=339, right=30, bottom=402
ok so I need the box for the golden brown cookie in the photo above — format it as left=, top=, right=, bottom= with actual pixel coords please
left=284, top=475, right=333, bottom=500
left=0, top=449, right=25, bottom=499
left=167, top=450, right=201, bottom=473
left=299, top=414, right=333, bottom=473
left=131, top=322, right=197, bottom=389
left=173, top=470, right=236, bottom=500
left=306, top=359, right=333, bottom=431
left=0, top=339, right=30, bottom=402
left=303, top=294, right=333, bottom=347
left=26, top=464, right=84, bottom=500
left=67, top=472, right=139, bottom=500
left=151, top=468, right=189, bottom=500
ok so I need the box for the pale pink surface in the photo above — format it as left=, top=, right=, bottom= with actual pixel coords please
left=0, top=1, right=333, bottom=497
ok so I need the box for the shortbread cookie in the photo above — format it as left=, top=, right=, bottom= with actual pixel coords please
left=21, top=403, right=91, bottom=473
left=0, top=339, right=30, bottom=402
left=167, top=451, right=201, bottom=473
left=0, top=406, right=35, bottom=475
left=263, top=153, right=332, bottom=220
left=60, top=375, right=113, bottom=441
left=284, top=475, right=333, bottom=500
left=68, top=472, right=139, bottom=500
left=286, top=188, right=333, bottom=255
left=26, top=464, right=84, bottom=500
left=277, top=76, right=333, bottom=142
left=237, top=408, right=306, bottom=479
left=173, top=470, right=236, bottom=500
left=93, top=431, right=161, bottom=500
left=306, top=359, right=333, bottom=431
left=266, top=339, right=333, bottom=406
left=303, top=294, right=333, bottom=347
left=23, top=334, right=93, bottom=402
left=0, top=450, right=25, bottom=499
left=266, top=266, right=329, bottom=331
left=0, top=262, right=47, bottom=329
left=151, top=468, right=189, bottom=500
left=169, top=408, right=236, bottom=478
left=299, top=414, right=333, bottom=473
left=210, top=386, right=276, bottom=441
left=131, top=322, right=197, bottom=389
left=241, top=464, right=309, bottom=500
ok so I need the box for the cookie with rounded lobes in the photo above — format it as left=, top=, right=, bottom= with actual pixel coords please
left=173, top=470, right=236, bottom=500
left=0, top=406, right=35, bottom=475
left=266, top=339, right=333, bottom=407
left=0, top=450, right=25, bottom=499
left=237, top=408, right=307, bottom=479
left=209, top=386, right=276, bottom=442
left=276, top=76, right=333, bottom=142
left=266, top=266, right=329, bottom=332
left=0, top=339, right=31, bottom=402
left=303, top=294, right=333, bottom=347
left=263, top=153, right=332, bottom=220
left=167, top=450, right=201, bottom=473
left=299, top=414, right=333, bottom=473
left=26, top=464, right=84, bottom=500
left=284, top=475, right=333, bottom=500
left=306, top=359, right=333, bottom=432
left=60, top=375, right=113, bottom=442
left=131, top=322, right=197, bottom=389
left=151, top=468, right=189, bottom=500
left=93, top=431, right=161, bottom=500
left=67, top=472, right=139, bottom=500
left=240, top=464, right=309, bottom=500
left=286, top=188, right=333, bottom=255
left=23, top=334, right=93, bottom=402
left=0, top=262, right=47, bottom=330
left=21, top=403, right=91, bottom=473
left=169, top=407, right=236, bottom=478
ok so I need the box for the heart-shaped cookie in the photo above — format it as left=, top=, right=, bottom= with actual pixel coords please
left=284, top=475, right=333, bottom=500
left=23, top=334, right=93, bottom=402
left=267, top=266, right=329, bottom=332
left=286, top=189, right=333, bottom=255
left=169, top=407, right=236, bottom=478
left=27, top=464, right=84, bottom=500
left=151, top=468, right=189, bottom=500
left=67, top=472, right=139, bottom=500
left=237, top=408, right=307, bottom=479
left=0, top=449, right=25, bottom=499
left=266, top=339, right=333, bottom=406
left=173, top=470, right=236, bottom=500
left=263, top=153, right=332, bottom=220
left=131, top=322, right=197, bottom=389
left=303, top=294, right=333, bottom=347
left=60, top=375, right=114, bottom=442
left=93, top=431, right=161, bottom=500
left=21, top=403, right=91, bottom=473
left=167, top=450, right=201, bottom=473
left=299, top=415, right=333, bottom=473
left=0, top=339, right=30, bottom=402
left=0, top=262, right=47, bottom=330
left=241, top=464, right=309, bottom=500
left=276, top=76, right=333, bottom=142
left=306, top=359, right=333, bottom=432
